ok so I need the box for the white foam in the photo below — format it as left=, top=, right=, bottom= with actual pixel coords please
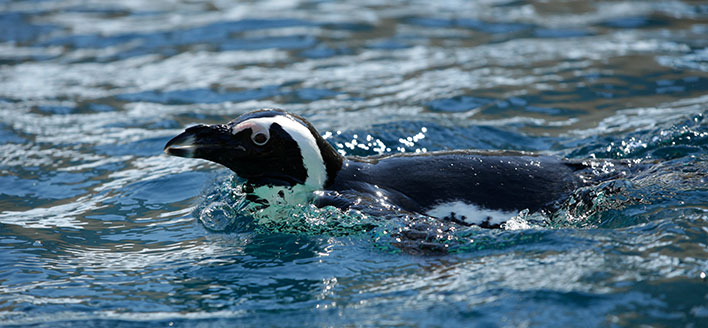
left=425, top=201, right=517, bottom=226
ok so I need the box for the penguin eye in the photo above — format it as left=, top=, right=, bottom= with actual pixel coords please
left=251, top=132, right=269, bottom=146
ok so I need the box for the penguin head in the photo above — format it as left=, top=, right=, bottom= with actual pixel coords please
left=164, top=109, right=342, bottom=190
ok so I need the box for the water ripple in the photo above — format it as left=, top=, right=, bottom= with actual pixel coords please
left=1, top=0, right=708, bottom=326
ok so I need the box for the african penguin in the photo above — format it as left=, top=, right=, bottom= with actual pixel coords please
left=164, top=108, right=614, bottom=227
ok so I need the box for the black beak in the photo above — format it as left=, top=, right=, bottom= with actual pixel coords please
left=164, top=124, right=244, bottom=160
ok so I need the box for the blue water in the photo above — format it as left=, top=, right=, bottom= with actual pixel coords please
left=1, top=0, right=708, bottom=326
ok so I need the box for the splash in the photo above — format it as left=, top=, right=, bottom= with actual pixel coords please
left=196, top=175, right=378, bottom=236
left=570, top=111, right=707, bottom=160
left=195, top=174, right=528, bottom=254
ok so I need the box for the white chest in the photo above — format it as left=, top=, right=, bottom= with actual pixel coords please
left=425, top=201, right=517, bottom=226
left=251, top=184, right=315, bottom=207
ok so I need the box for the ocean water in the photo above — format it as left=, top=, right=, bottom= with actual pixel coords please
left=1, top=0, right=708, bottom=326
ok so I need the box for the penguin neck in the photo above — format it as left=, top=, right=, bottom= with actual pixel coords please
left=243, top=134, right=343, bottom=207
left=313, top=133, right=344, bottom=188
left=280, top=111, right=344, bottom=188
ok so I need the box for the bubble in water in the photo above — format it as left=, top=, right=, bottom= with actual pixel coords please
left=254, top=203, right=377, bottom=236
left=198, top=200, right=257, bottom=232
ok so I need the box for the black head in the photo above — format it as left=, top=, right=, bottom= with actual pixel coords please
left=164, top=109, right=343, bottom=189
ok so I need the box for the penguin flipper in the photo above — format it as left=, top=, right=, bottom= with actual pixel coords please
left=313, top=191, right=354, bottom=210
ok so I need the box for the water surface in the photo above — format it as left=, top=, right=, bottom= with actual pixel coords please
left=1, top=0, right=708, bottom=326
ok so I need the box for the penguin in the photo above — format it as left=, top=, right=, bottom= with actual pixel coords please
left=164, top=108, right=624, bottom=228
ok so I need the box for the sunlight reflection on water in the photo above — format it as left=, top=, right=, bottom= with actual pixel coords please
left=1, top=0, right=708, bottom=326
